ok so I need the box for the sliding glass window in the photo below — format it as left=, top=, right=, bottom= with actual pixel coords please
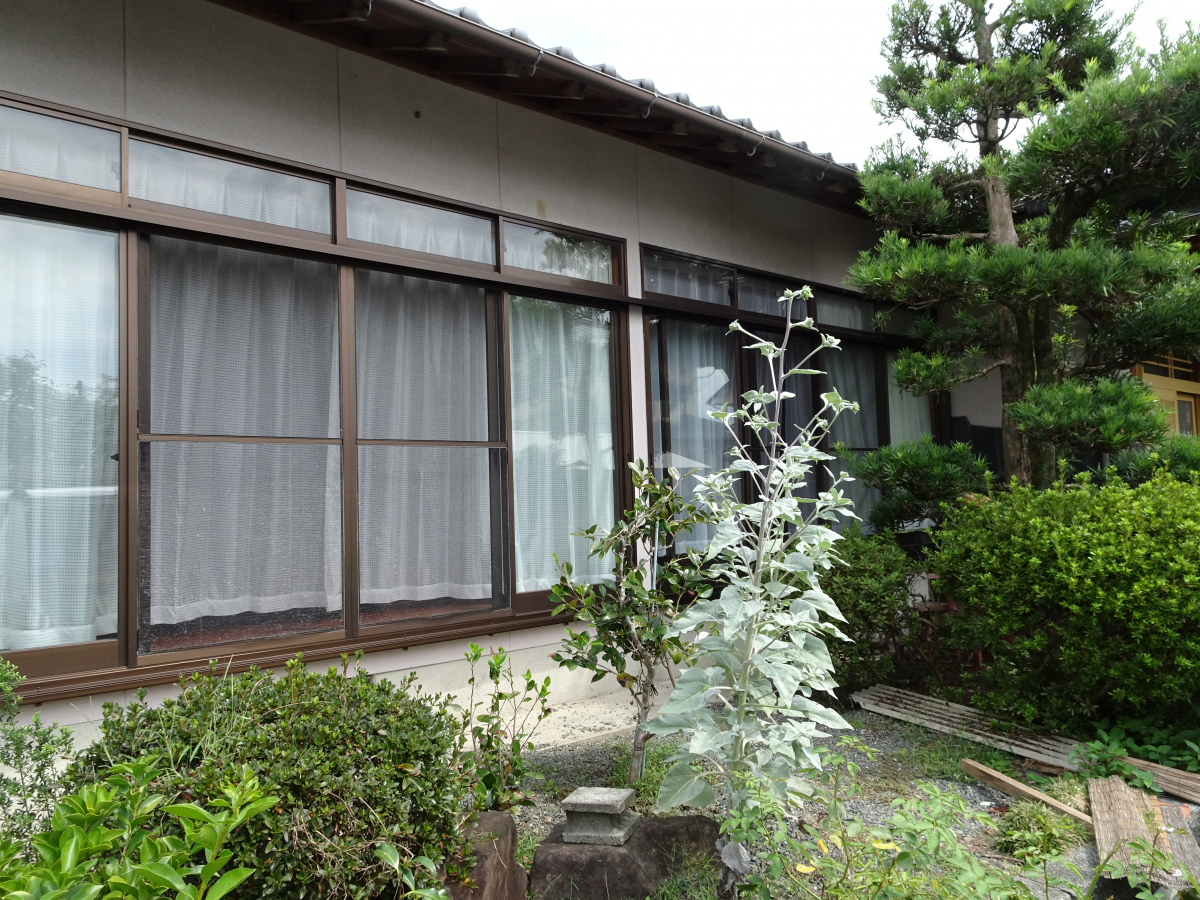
left=648, top=317, right=740, bottom=551
left=510, top=297, right=615, bottom=592
left=0, top=105, right=120, bottom=192
left=504, top=224, right=617, bottom=285
left=0, top=214, right=119, bottom=652
left=129, top=141, right=332, bottom=234
left=139, top=236, right=343, bottom=653
left=355, top=271, right=507, bottom=625
left=347, top=191, right=495, bottom=265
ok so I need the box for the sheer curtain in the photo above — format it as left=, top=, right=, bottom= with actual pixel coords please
left=510, top=297, right=614, bottom=592
left=0, top=214, right=118, bottom=650
left=644, top=252, right=732, bottom=305
left=648, top=318, right=739, bottom=551
left=355, top=271, right=495, bottom=620
left=0, top=105, right=120, bottom=191
left=143, top=237, right=342, bottom=652
left=130, top=140, right=331, bottom=234
left=826, top=343, right=879, bottom=449
left=503, top=224, right=613, bottom=284
left=887, top=350, right=932, bottom=444
left=347, top=191, right=495, bottom=264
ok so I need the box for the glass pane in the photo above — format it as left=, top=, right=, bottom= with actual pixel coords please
left=503, top=222, right=614, bottom=284
left=0, top=215, right=118, bottom=651
left=754, top=330, right=815, bottom=451
left=149, top=236, right=339, bottom=438
left=347, top=191, right=495, bottom=264
left=1178, top=399, right=1195, bottom=435
left=644, top=251, right=732, bottom=305
left=826, top=343, right=879, bottom=449
left=139, top=441, right=343, bottom=654
left=737, top=274, right=799, bottom=316
left=0, top=105, right=120, bottom=191
left=359, top=446, right=496, bottom=625
left=648, top=318, right=739, bottom=551
left=828, top=455, right=880, bottom=531
left=130, top=140, right=331, bottom=234
left=355, top=270, right=488, bottom=441
left=887, top=350, right=932, bottom=444
left=881, top=305, right=923, bottom=336
left=510, top=297, right=614, bottom=592
left=817, top=294, right=875, bottom=331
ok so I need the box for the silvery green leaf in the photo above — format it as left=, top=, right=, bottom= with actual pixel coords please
left=687, top=725, right=734, bottom=757
left=655, top=761, right=717, bottom=812
left=752, top=655, right=803, bottom=705
left=641, top=713, right=696, bottom=735
left=796, top=632, right=834, bottom=670
left=720, top=840, right=753, bottom=875
left=791, top=696, right=851, bottom=730
left=801, top=588, right=846, bottom=622
left=787, top=775, right=818, bottom=801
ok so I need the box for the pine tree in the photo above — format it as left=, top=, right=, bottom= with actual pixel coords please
left=849, top=1, right=1200, bottom=485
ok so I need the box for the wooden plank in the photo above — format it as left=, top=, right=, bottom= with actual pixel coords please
left=853, top=684, right=1200, bottom=804
left=960, top=759, right=1093, bottom=831
left=1090, top=776, right=1186, bottom=892
left=1161, top=802, right=1200, bottom=884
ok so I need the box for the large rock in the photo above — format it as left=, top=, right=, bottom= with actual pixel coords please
left=529, top=815, right=719, bottom=900
left=447, top=811, right=528, bottom=900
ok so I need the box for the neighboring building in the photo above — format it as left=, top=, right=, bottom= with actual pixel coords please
left=1136, top=355, right=1200, bottom=435
left=0, top=0, right=1000, bottom=726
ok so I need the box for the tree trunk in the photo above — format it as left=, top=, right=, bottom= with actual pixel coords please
left=628, top=669, right=655, bottom=784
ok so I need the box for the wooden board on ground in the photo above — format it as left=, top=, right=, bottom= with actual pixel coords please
left=853, top=684, right=1200, bottom=804
left=1160, top=801, right=1200, bottom=885
left=1089, top=776, right=1189, bottom=893
left=960, top=758, right=1093, bottom=830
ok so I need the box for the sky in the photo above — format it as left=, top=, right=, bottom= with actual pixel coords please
left=460, top=0, right=1195, bottom=167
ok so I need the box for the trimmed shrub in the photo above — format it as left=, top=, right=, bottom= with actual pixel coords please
left=68, top=654, right=472, bottom=900
left=931, top=473, right=1200, bottom=730
left=825, top=527, right=925, bottom=694
left=1109, top=433, right=1200, bottom=486
left=846, top=435, right=991, bottom=532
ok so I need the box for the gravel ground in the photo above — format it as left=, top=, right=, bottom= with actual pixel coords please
left=511, top=707, right=1199, bottom=896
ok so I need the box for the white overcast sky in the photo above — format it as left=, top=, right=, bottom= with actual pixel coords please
left=462, top=0, right=1195, bottom=167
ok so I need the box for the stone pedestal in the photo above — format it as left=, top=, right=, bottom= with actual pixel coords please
left=529, top=815, right=720, bottom=900
left=561, top=787, right=638, bottom=846
left=447, top=811, right=528, bottom=900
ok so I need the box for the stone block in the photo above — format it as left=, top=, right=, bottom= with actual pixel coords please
left=561, top=787, right=635, bottom=815
left=447, top=811, right=528, bottom=900
left=561, top=787, right=639, bottom=845
left=529, top=815, right=719, bottom=900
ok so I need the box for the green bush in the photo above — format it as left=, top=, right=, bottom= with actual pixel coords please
left=1109, top=433, right=1200, bottom=486
left=931, top=473, right=1200, bottom=730
left=824, top=527, right=925, bottom=694
left=846, top=435, right=991, bottom=532
left=0, top=657, right=74, bottom=843
left=69, top=654, right=472, bottom=900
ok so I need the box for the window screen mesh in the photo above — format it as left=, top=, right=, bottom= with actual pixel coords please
left=149, top=236, right=340, bottom=438
left=358, top=446, right=495, bottom=625
left=0, top=105, right=120, bottom=191
left=140, top=441, right=343, bottom=653
left=355, top=271, right=488, bottom=441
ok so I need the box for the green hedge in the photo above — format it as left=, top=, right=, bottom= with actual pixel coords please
left=825, top=527, right=925, bottom=695
left=931, top=473, right=1200, bottom=730
left=69, top=655, right=472, bottom=900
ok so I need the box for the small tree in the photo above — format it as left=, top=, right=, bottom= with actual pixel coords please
left=845, top=434, right=991, bottom=531
left=550, top=461, right=710, bottom=784
left=644, top=286, right=859, bottom=898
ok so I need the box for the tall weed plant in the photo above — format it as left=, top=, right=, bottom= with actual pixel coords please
left=932, top=472, right=1200, bottom=731
left=644, top=286, right=859, bottom=897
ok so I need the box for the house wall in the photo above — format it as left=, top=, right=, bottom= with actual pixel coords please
left=0, top=0, right=966, bottom=728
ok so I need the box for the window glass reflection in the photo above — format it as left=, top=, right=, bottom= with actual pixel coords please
left=0, top=105, right=120, bottom=191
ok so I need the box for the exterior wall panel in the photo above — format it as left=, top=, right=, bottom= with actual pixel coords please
left=732, top=180, right=815, bottom=283
left=338, top=50, right=503, bottom=208
left=0, top=0, right=126, bottom=118
left=125, top=0, right=342, bottom=169
left=635, top=146, right=736, bottom=276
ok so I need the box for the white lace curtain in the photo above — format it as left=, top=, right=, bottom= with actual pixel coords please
left=0, top=104, right=120, bottom=191
left=354, top=271, right=493, bottom=612
left=648, top=318, right=740, bottom=552
left=347, top=191, right=495, bottom=265
left=0, top=214, right=119, bottom=651
left=145, top=237, right=342, bottom=643
left=510, top=297, right=614, bottom=592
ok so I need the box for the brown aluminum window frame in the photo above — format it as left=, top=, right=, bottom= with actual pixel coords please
left=499, top=217, right=626, bottom=296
